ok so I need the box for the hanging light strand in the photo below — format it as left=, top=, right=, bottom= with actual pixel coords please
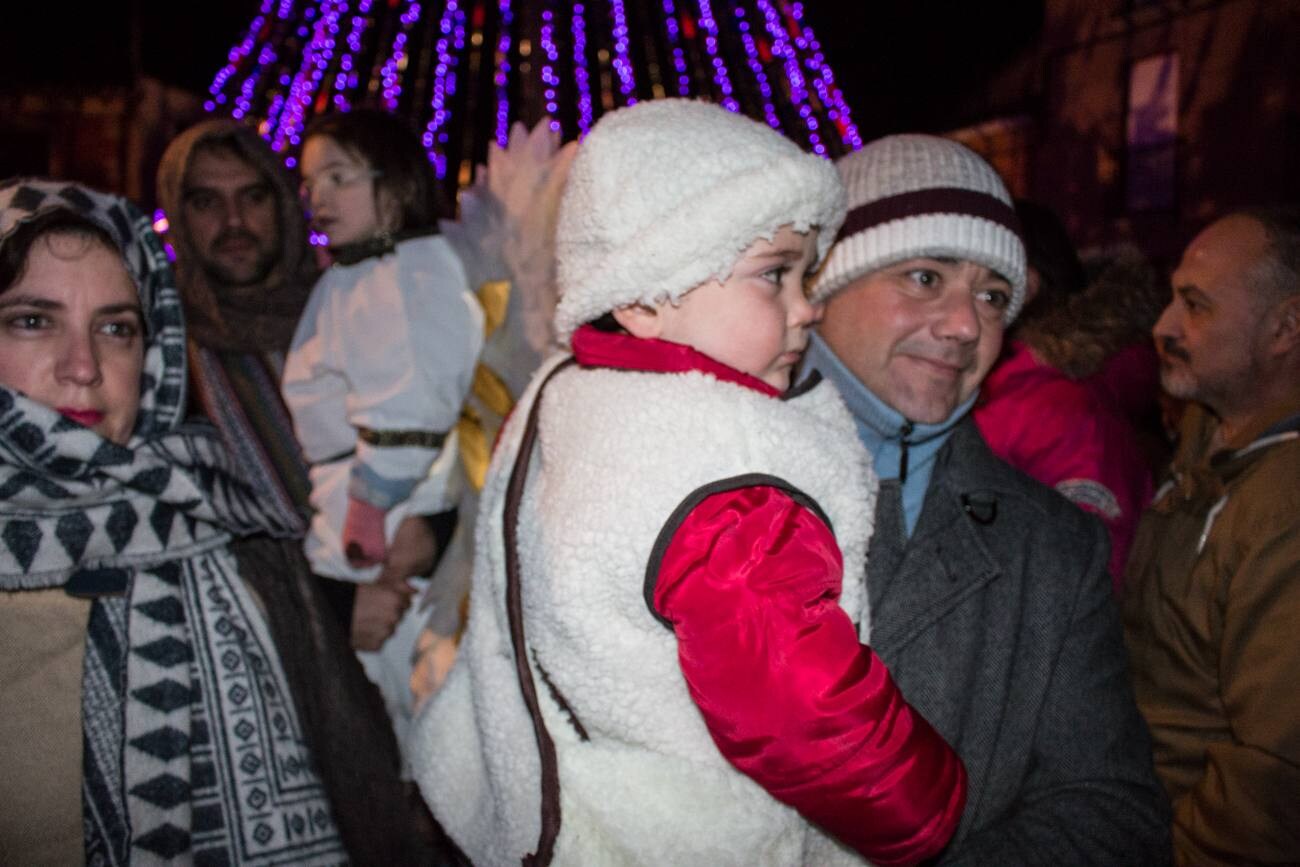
left=311, top=0, right=349, bottom=113
left=694, top=0, right=738, bottom=112
left=424, top=0, right=466, bottom=176
left=272, top=0, right=346, bottom=160
left=754, top=0, right=820, bottom=152
left=539, top=4, right=562, bottom=130
left=733, top=3, right=779, bottom=129
left=493, top=0, right=514, bottom=145
left=233, top=43, right=278, bottom=120
left=609, top=0, right=638, bottom=105
left=784, top=1, right=861, bottom=149
left=330, top=0, right=375, bottom=111
left=572, top=2, right=594, bottom=134
left=379, top=1, right=424, bottom=112
left=659, top=0, right=691, bottom=97
left=206, top=0, right=277, bottom=112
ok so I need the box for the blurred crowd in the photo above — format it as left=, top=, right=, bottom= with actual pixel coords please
left=2, top=101, right=1297, bottom=866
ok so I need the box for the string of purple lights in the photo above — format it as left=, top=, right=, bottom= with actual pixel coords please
left=539, top=4, right=562, bottom=130
left=204, top=0, right=863, bottom=185
left=423, top=0, right=465, bottom=177
left=380, top=1, right=424, bottom=112
left=753, top=0, right=818, bottom=153
left=659, top=0, right=691, bottom=98
left=694, top=0, right=738, bottom=113
left=571, top=2, right=594, bottom=133
left=607, top=0, right=638, bottom=105
left=733, top=5, right=778, bottom=131
left=269, top=0, right=340, bottom=160
left=329, top=0, right=375, bottom=113
left=493, top=0, right=515, bottom=145
left=787, top=1, right=860, bottom=149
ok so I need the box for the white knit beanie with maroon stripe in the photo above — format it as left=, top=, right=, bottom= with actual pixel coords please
left=810, top=134, right=1028, bottom=322
left=553, top=99, right=846, bottom=344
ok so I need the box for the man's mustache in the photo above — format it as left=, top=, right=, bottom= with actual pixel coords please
left=1159, top=336, right=1190, bottom=363
left=212, top=228, right=261, bottom=249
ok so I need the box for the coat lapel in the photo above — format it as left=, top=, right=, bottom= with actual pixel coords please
left=865, top=478, right=906, bottom=603
left=868, top=419, right=1004, bottom=651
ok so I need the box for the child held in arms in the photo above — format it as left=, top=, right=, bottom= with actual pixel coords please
left=411, top=99, right=967, bottom=867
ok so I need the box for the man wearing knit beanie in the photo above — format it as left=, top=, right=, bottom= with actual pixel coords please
left=803, top=134, right=1170, bottom=863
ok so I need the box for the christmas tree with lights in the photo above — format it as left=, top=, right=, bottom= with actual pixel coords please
left=203, top=0, right=860, bottom=187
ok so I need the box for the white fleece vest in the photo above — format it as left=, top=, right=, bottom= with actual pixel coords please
left=411, top=354, right=878, bottom=866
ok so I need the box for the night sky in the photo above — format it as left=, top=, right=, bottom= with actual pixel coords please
left=3, top=1, right=1043, bottom=139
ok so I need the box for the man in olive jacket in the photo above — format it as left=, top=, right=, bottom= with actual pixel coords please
left=1124, top=207, right=1300, bottom=864
left=803, top=134, right=1170, bottom=864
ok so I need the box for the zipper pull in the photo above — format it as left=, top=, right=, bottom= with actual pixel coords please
left=898, top=420, right=914, bottom=484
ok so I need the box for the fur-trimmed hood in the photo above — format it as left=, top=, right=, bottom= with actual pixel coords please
left=1016, top=253, right=1164, bottom=380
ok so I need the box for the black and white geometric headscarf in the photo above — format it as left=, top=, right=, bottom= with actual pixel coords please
left=0, top=179, right=186, bottom=438
left=0, top=181, right=345, bottom=866
left=0, top=180, right=294, bottom=586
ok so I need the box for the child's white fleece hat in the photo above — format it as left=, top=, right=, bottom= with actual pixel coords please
left=808, top=133, right=1028, bottom=322
left=553, top=99, right=846, bottom=343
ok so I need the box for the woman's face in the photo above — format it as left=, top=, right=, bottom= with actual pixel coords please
left=0, top=232, right=144, bottom=444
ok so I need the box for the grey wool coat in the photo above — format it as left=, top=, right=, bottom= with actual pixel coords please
left=866, top=417, right=1171, bottom=865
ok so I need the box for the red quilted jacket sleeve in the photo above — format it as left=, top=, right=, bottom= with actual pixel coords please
left=652, top=484, right=967, bottom=866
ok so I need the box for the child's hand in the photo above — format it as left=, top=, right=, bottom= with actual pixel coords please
left=343, top=495, right=388, bottom=567
left=351, top=579, right=416, bottom=651
left=376, top=515, right=439, bottom=585
left=410, top=628, right=460, bottom=710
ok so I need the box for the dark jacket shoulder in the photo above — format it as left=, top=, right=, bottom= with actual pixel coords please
left=939, top=418, right=1100, bottom=523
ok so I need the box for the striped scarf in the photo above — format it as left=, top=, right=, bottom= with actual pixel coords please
left=187, top=345, right=312, bottom=535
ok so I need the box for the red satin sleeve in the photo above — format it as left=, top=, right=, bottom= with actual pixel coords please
left=652, top=485, right=967, bottom=866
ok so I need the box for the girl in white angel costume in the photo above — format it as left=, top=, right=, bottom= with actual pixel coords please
left=283, top=109, right=481, bottom=750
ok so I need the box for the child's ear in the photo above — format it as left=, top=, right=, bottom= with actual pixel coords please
left=376, top=187, right=403, bottom=234
left=612, top=303, right=663, bottom=339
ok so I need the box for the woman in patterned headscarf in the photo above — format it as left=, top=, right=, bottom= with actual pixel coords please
left=0, top=180, right=349, bottom=866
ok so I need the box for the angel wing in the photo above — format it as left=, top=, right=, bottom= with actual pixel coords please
left=440, top=119, right=578, bottom=397
left=411, top=122, right=578, bottom=678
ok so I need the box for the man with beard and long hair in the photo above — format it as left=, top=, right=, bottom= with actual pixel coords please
left=156, top=119, right=449, bottom=865
left=1123, top=207, right=1300, bottom=864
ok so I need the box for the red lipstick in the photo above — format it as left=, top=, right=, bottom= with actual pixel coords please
left=58, top=408, right=105, bottom=428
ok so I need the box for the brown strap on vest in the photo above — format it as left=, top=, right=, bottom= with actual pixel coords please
left=503, top=357, right=576, bottom=867
left=356, top=425, right=449, bottom=449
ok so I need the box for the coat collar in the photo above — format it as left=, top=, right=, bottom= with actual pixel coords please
left=1160, top=401, right=1300, bottom=510
left=1211, top=398, right=1300, bottom=455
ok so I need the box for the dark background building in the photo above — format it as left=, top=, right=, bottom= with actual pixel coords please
left=945, top=0, right=1300, bottom=265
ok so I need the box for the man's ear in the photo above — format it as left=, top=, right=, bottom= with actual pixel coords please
left=1271, top=293, right=1300, bottom=353
left=612, top=303, right=663, bottom=339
